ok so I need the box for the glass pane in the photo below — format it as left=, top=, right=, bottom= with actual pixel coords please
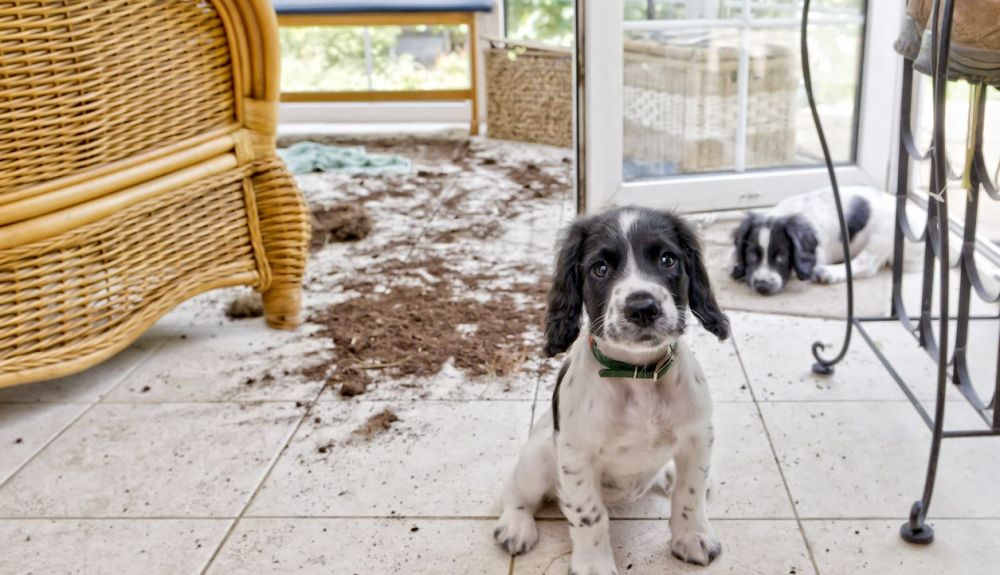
left=752, top=0, right=864, bottom=18
left=279, top=26, right=470, bottom=93
left=913, top=79, right=1000, bottom=243
left=748, top=23, right=862, bottom=169
left=624, top=0, right=739, bottom=21
left=622, top=0, right=865, bottom=182
left=505, top=0, right=574, bottom=46
left=623, top=28, right=743, bottom=180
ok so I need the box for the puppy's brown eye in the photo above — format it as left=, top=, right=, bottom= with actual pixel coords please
left=592, top=262, right=609, bottom=278
left=659, top=253, right=677, bottom=268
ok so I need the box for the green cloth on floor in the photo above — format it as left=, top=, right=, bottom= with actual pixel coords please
left=278, top=141, right=411, bottom=175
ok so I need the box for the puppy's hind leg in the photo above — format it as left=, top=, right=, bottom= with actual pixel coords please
left=495, top=418, right=556, bottom=555
left=814, top=248, right=890, bottom=284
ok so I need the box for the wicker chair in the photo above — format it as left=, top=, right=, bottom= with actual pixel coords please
left=0, top=1, right=310, bottom=387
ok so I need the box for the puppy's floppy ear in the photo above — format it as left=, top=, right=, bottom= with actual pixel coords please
left=675, top=216, right=730, bottom=341
left=544, top=219, right=588, bottom=356
left=730, top=213, right=756, bottom=280
left=784, top=215, right=818, bottom=281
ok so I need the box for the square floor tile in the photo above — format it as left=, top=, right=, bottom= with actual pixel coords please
left=0, top=403, right=88, bottom=485
left=513, top=519, right=814, bottom=574
left=208, top=518, right=511, bottom=574
left=761, top=401, right=1000, bottom=519
left=248, top=401, right=533, bottom=517
left=804, top=519, right=1000, bottom=575
left=687, top=329, right=754, bottom=402
left=533, top=403, right=793, bottom=520
left=102, top=324, right=328, bottom=403
left=860, top=319, right=997, bottom=405
left=0, top=402, right=301, bottom=517
left=732, top=312, right=935, bottom=401
left=900, top=266, right=999, bottom=320
left=0, top=330, right=169, bottom=404
left=0, top=519, right=228, bottom=575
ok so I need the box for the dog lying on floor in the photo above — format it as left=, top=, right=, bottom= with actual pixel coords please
left=731, top=186, right=898, bottom=295
left=494, top=207, right=730, bottom=574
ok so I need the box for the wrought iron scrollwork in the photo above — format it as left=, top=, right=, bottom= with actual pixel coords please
left=804, top=0, right=1000, bottom=545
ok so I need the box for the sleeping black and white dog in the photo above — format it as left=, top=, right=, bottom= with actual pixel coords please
left=731, top=186, right=896, bottom=295
left=494, top=207, right=730, bottom=574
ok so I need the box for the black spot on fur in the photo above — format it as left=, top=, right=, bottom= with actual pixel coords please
left=846, top=196, right=871, bottom=240
left=552, top=359, right=571, bottom=432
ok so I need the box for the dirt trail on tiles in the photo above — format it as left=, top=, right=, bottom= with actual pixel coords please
left=284, top=135, right=573, bottom=397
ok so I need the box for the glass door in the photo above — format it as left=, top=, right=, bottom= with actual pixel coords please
left=581, top=0, right=899, bottom=214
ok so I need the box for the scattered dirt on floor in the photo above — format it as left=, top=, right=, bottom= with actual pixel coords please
left=224, top=292, right=264, bottom=319
left=352, top=408, right=400, bottom=440
left=310, top=202, right=373, bottom=250
left=309, top=273, right=548, bottom=397
left=284, top=135, right=570, bottom=397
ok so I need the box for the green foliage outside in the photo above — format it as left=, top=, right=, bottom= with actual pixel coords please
left=279, top=26, right=469, bottom=92
left=505, top=0, right=574, bottom=46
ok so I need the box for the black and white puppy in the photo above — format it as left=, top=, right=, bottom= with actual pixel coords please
left=495, top=207, right=729, bottom=574
left=731, top=186, right=896, bottom=295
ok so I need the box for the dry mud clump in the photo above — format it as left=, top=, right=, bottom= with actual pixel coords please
left=310, top=202, right=373, bottom=250
left=352, top=408, right=400, bottom=439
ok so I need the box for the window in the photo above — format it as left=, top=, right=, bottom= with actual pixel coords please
left=279, top=25, right=471, bottom=93
left=621, top=0, right=866, bottom=181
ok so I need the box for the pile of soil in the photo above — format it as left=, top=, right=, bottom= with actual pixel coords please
left=309, top=275, right=548, bottom=397
left=310, top=202, right=373, bottom=250
left=224, top=292, right=263, bottom=319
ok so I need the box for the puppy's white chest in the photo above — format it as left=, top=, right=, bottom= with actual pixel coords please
left=598, top=388, right=677, bottom=474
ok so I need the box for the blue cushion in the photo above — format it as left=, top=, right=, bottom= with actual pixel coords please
left=272, top=0, right=494, bottom=14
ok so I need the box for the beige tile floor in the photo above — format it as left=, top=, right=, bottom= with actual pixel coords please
left=3, top=302, right=999, bottom=574
left=3, top=139, right=1000, bottom=573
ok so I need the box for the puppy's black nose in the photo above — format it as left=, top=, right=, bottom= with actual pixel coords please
left=624, top=293, right=660, bottom=327
left=751, top=280, right=779, bottom=295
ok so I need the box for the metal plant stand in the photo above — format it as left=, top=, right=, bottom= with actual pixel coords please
left=806, top=0, right=1000, bottom=545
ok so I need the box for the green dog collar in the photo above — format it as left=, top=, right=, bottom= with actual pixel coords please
left=588, top=337, right=676, bottom=380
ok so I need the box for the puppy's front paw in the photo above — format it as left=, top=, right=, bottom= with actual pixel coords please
left=569, top=552, right=618, bottom=575
left=670, top=528, right=722, bottom=566
left=493, top=508, right=538, bottom=556
left=813, top=265, right=844, bottom=284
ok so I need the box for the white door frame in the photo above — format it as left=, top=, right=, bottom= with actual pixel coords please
left=577, top=0, right=905, bottom=215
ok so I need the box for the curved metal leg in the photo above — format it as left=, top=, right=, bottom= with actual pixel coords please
left=900, top=0, right=956, bottom=545
left=801, top=0, right=854, bottom=375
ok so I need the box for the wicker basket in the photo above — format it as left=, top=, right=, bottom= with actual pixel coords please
left=624, top=39, right=797, bottom=174
left=485, top=38, right=573, bottom=148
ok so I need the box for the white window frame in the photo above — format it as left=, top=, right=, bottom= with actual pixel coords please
left=579, top=0, right=906, bottom=214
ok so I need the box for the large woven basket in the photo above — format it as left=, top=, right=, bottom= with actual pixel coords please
left=0, top=0, right=310, bottom=387
left=485, top=38, right=573, bottom=148
left=624, top=39, right=797, bottom=174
